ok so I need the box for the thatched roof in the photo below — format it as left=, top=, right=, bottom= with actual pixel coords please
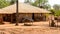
left=0, top=9, right=3, bottom=14
left=0, top=9, right=13, bottom=14
left=0, top=9, right=10, bottom=14
left=2, top=3, right=51, bottom=14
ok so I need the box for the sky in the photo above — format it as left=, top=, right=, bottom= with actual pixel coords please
left=48, top=0, right=60, bottom=6
left=19, top=0, right=60, bottom=6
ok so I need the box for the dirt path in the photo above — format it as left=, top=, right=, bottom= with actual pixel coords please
left=0, top=21, right=59, bottom=34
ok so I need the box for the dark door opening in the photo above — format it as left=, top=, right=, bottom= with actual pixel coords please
left=3, top=14, right=11, bottom=22
left=32, top=13, right=34, bottom=20
left=12, top=13, right=16, bottom=23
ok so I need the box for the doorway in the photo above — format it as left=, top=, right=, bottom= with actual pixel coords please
left=3, top=14, right=11, bottom=22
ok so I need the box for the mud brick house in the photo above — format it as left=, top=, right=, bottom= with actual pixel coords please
left=1, top=3, right=51, bottom=23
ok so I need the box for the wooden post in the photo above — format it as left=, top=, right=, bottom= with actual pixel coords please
left=0, top=14, right=4, bottom=24
left=57, top=20, right=58, bottom=27
left=15, top=0, right=19, bottom=26
left=32, top=13, right=34, bottom=20
left=2, top=14, right=3, bottom=23
left=49, top=20, right=50, bottom=26
left=11, top=14, right=12, bottom=23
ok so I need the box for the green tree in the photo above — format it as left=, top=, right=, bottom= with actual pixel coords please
left=55, top=10, right=60, bottom=16
left=53, top=4, right=60, bottom=10
left=24, top=0, right=32, bottom=4
left=10, top=0, right=16, bottom=5
left=52, top=4, right=60, bottom=16
left=32, top=0, right=51, bottom=10
left=32, top=0, right=48, bottom=7
left=50, top=9, right=55, bottom=15
left=50, top=9, right=60, bottom=16
left=25, top=0, right=30, bottom=3
left=0, top=0, right=10, bottom=8
left=42, top=4, right=51, bottom=10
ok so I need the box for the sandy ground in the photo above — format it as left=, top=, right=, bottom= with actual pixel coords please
left=0, top=21, right=60, bottom=34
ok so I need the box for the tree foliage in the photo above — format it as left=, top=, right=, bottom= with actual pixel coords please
left=24, top=0, right=33, bottom=4
left=10, top=0, right=16, bottom=5
left=0, top=0, right=10, bottom=8
left=53, top=4, right=60, bottom=10
left=42, top=4, right=51, bottom=10
left=50, top=9, right=60, bottom=16
left=50, top=4, right=60, bottom=16
left=32, top=0, right=48, bottom=6
left=55, top=10, right=60, bottom=16
left=31, top=0, right=51, bottom=10
left=25, top=0, right=30, bottom=3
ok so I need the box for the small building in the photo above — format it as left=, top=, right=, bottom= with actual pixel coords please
left=1, top=3, right=51, bottom=23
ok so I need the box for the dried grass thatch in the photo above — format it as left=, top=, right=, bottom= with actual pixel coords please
left=0, top=9, right=12, bottom=14
left=2, top=3, right=51, bottom=14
